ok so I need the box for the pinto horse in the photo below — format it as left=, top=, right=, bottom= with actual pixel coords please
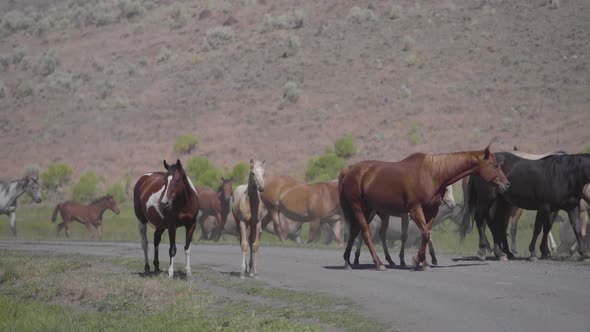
left=260, top=176, right=344, bottom=246
left=353, top=185, right=456, bottom=267
left=134, top=159, right=200, bottom=277
left=339, top=145, right=509, bottom=271
left=231, top=159, right=265, bottom=278
left=0, top=176, right=42, bottom=236
left=459, top=153, right=590, bottom=261
left=51, top=195, right=120, bottom=239
left=196, top=177, right=233, bottom=241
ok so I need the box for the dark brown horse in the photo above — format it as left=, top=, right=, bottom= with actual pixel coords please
left=51, top=195, right=120, bottom=239
left=339, top=145, right=510, bottom=271
left=134, top=159, right=200, bottom=277
left=196, top=177, right=233, bottom=241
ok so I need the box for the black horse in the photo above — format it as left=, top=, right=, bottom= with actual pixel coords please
left=459, top=152, right=590, bottom=261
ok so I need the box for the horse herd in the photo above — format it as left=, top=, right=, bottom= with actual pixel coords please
left=2, top=144, right=590, bottom=278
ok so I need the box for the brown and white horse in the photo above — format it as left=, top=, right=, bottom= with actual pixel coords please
left=51, top=195, right=120, bottom=239
left=339, top=145, right=510, bottom=271
left=196, top=177, right=233, bottom=241
left=231, top=159, right=265, bottom=278
left=133, top=159, right=200, bottom=277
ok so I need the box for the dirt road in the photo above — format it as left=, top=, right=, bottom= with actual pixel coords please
left=2, top=240, right=588, bottom=332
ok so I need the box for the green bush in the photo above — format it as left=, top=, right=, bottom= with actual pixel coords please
left=584, top=146, right=590, bottom=154
left=204, top=26, right=234, bottom=50
left=72, top=172, right=99, bottom=202
left=41, top=163, right=73, bottom=193
left=106, top=183, right=126, bottom=204
left=305, top=152, right=347, bottom=183
left=174, top=134, right=199, bottom=154
left=199, top=168, right=223, bottom=188
left=24, top=164, right=41, bottom=177
left=0, top=81, right=5, bottom=99
left=334, top=135, right=356, bottom=158
left=231, top=162, right=249, bottom=185
left=36, top=51, right=60, bottom=77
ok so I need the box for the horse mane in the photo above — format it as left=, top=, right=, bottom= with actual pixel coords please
left=90, top=195, right=112, bottom=204
left=539, top=154, right=590, bottom=187
left=424, top=151, right=478, bottom=181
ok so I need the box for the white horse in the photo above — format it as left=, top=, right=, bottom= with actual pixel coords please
left=354, top=185, right=456, bottom=267
left=0, top=176, right=42, bottom=236
left=231, top=159, right=265, bottom=278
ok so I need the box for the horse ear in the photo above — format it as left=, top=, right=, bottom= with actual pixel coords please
left=250, top=159, right=254, bottom=167
left=163, top=160, right=170, bottom=170
left=176, top=159, right=182, bottom=168
left=221, top=176, right=226, bottom=181
left=484, top=146, right=491, bottom=160
left=513, top=145, right=518, bottom=151
left=229, top=176, right=234, bottom=181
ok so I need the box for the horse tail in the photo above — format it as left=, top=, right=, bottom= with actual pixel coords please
left=457, top=176, right=477, bottom=240
left=51, top=204, right=61, bottom=222
left=337, top=166, right=354, bottom=225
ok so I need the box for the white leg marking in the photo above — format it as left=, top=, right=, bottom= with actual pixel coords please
left=168, top=256, right=175, bottom=278
left=9, top=212, right=16, bottom=236
left=548, top=231, right=557, bottom=252
left=185, top=243, right=192, bottom=277
left=138, top=222, right=149, bottom=268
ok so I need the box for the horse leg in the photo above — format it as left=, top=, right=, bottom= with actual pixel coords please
left=567, top=206, right=588, bottom=259
left=214, top=210, right=228, bottom=242
left=490, top=200, right=513, bottom=260
left=184, top=222, right=196, bottom=277
left=540, top=211, right=557, bottom=259
left=474, top=212, right=488, bottom=260
left=344, top=218, right=361, bottom=270
left=333, top=219, right=344, bottom=248
left=580, top=204, right=588, bottom=241
left=97, top=224, right=104, bottom=241
left=8, top=212, right=16, bottom=237
left=353, top=233, right=362, bottom=265
left=528, top=208, right=549, bottom=261
left=153, top=228, right=164, bottom=273
left=249, top=221, right=262, bottom=277
left=428, top=239, right=438, bottom=265
left=510, top=208, right=523, bottom=254
left=239, top=221, right=248, bottom=278
left=307, top=219, right=321, bottom=243
left=138, top=222, right=150, bottom=273
left=167, top=221, right=177, bottom=278
left=399, top=213, right=409, bottom=267
left=410, top=205, right=430, bottom=271
left=197, top=213, right=209, bottom=240
left=377, top=214, right=395, bottom=267
left=57, top=222, right=65, bottom=236
left=86, top=223, right=95, bottom=240
left=64, top=221, right=71, bottom=238
left=270, top=209, right=285, bottom=241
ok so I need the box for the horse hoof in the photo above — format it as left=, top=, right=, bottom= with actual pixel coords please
left=376, top=264, right=386, bottom=271
left=144, top=265, right=150, bottom=274
left=154, top=268, right=161, bottom=273
left=344, top=262, right=352, bottom=270
left=353, top=259, right=360, bottom=266
left=431, top=259, right=438, bottom=266
left=240, top=273, right=246, bottom=279
left=249, top=272, right=255, bottom=278
left=421, top=264, right=431, bottom=271
left=412, top=256, right=421, bottom=267
left=478, top=255, right=486, bottom=261
left=499, top=255, right=508, bottom=262
left=528, top=256, right=538, bottom=262
left=400, top=261, right=406, bottom=268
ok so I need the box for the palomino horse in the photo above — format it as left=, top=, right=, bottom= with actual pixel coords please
left=134, top=159, right=200, bottom=277
left=353, top=185, right=456, bottom=267
left=260, top=176, right=344, bottom=246
left=339, top=145, right=509, bottom=271
left=196, top=177, right=233, bottom=241
left=459, top=153, right=590, bottom=261
left=0, top=176, right=42, bottom=236
left=51, top=195, right=120, bottom=239
left=231, top=159, right=265, bottom=278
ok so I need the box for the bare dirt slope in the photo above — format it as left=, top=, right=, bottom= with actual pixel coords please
left=3, top=240, right=590, bottom=332
left=1, top=0, right=589, bottom=182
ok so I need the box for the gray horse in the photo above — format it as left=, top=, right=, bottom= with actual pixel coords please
left=0, top=176, right=42, bottom=236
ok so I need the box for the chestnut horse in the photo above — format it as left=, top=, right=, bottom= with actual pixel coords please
left=134, top=159, right=200, bottom=277
left=51, top=195, right=120, bottom=239
left=231, top=159, right=265, bottom=278
left=260, top=176, right=344, bottom=246
left=339, top=145, right=509, bottom=271
left=196, top=177, right=233, bottom=241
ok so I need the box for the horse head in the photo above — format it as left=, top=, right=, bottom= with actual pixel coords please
left=475, top=144, right=510, bottom=193
left=219, top=176, right=233, bottom=202
left=161, top=159, right=189, bottom=211
left=105, top=194, right=120, bottom=215
left=25, top=176, right=42, bottom=203
left=250, top=159, right=265, bottom=192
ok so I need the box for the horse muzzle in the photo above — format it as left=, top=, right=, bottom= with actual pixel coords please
left=495, top=178, right=510, bottom=193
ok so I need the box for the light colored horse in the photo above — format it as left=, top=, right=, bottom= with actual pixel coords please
left=354, top=185, right=456, bottom=267
left=260, top=176, right=344, bottom=246
left=0, top=176, right=42, bottom=236
left=231, top=159, right=265, bottom=278
left=557, top=184, right=590, bottom=255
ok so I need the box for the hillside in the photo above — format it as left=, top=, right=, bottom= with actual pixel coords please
left=1, top=0, right=588, bottom=185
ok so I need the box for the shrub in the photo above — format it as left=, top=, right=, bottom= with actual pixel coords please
left=1, top=10, right=34, bottom=33
left=334, top=135, right=356, bottom=158
left=72, top=172, right=99, bottom=202
left=36, top=51, right=60, bottom=77
left=399, top=85, right=411, bottom=98
left=169, top=3, right=188, bottom=29
left=231, top=162, right=249, bottom=185
left=174, top=134, right=199, bottom=155
left=13, top=80, right=33, bottom=99
left=24, top=164, right=41, bottom=177
left=119, top=0, right=144, bottom=19
left=12, top=48, right=26, bottom=65
left=86, top=2, right=118, bottom=26
left=389, top=5, right=402, bottom=19
left=408, top=124, right=419, bottom=145
left=199, top=168, right=223, bottom=188
left=97, top=80, right=113, bottom=99
left=41, top=163, right=73, bottom=193
left=278, top=81, right=301, bottom=109
left=156, top=47, right=171, bottom=63
left=294, top=8, right=305, bottom=28
left=405, top=53, right=418, bottom=67
left=260, top=13, right=289, bottom=33
left=402, top=35, right=414, bottom=52
left=0, top=55, right=10, bottom=71
left=106, top=183, right=126, bottom=203
left=305, top=152, right=347, bottom=183
left=47, top=70, right=74, bottom=93
left=204, top=26, right=234, bottom=50
left=284, top=35, right=300, bottom=57
left=347, top=6, right=377, bottom=24
left=0, top=81, right=4, bottom=99
left=184, top=156, right=226, bottom=188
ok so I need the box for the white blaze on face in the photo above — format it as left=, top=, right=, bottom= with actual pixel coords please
left=161, top=176, right=173, bottom=205
left=252, top=162, right=265, bottom=191
left=146, top=185, right=165, bottom=218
